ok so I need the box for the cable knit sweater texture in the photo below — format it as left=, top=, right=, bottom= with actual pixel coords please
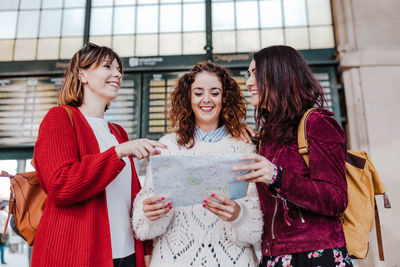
left=132, top=133, right=263, bottom=267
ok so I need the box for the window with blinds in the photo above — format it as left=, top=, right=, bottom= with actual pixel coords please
left=314, top=72, right=332, bottom=109
left=0, top=77, right=58, bottom=145
left=232, top=72, right=256, bottom=129
left=105, top=76, right=141, bottom=139
left=0, top=75, right=140, bottom=146
left=141, top=73, right=180, bottom=139
left=143, top=72, right=256, bottom=137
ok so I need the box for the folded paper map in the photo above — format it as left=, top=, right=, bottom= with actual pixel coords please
left=150, top=154, right=251, bottom=207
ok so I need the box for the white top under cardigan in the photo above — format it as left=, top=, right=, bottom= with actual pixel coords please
left=132, top=133, right=263, bottom=267
left=85, top=116, right=135, bottom=259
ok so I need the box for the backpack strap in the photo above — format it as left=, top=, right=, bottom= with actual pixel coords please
left=2, top=208, right=11, bottom=240
left=297, top=108, right=317, bottom=167
left=0, top=171, right=13, bottom=239
left=0, top=170, right=11, bottom=178
left=374, top=197, right=385, bottom=261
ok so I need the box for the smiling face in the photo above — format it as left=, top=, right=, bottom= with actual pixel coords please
left=246, top=59, right=262, bottom=107
left=80, top=58, right=122, bottom=105
left=190, top=71, right=223, bottom=132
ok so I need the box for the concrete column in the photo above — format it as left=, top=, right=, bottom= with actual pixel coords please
left=332, top=0, right=400, bottom=266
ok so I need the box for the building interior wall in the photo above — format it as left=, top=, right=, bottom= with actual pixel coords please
left=332, top=0, right=400, bottom=265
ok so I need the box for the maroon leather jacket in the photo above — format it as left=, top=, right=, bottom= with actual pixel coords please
left=256, top=109, right=348, bottom=257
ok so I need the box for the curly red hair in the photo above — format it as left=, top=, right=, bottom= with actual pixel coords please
left=168, top=62, right=246, bottom=148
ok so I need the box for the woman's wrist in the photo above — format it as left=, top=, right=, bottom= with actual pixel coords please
left=114, top=145, right=124, bottom=159
left=232, top=201, right=242, bottom=222
left=230, top=201, right=243, bottom=224
left=268, top=165, right=282, bottom=185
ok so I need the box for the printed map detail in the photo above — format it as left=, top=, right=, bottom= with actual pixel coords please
left=150, top=154, right=251, bottom=207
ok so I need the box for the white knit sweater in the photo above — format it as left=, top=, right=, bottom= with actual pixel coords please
left=132, top=133, right=263, bottom=267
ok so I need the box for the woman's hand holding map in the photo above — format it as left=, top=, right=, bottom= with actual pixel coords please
left=142, top=196, right=172, bottom=221
left=203, top=193, right=241, bottom=222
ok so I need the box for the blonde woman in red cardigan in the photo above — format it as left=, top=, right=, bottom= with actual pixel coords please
left=32, top=43, right=165, bottom=267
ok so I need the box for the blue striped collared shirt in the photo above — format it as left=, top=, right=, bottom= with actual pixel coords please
left=194, top=125, right=229, bottom=143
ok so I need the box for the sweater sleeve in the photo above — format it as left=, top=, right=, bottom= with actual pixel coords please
left=277, top=112, right=348, bottom=217
left=132, top=164, right=174, bottom=240
left=34, top=107, right=126, bottom=206
left=222, top=182, right=263, bottom=246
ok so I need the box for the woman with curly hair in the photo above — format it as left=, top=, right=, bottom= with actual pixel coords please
left=132, top=62, right=263, bottom=266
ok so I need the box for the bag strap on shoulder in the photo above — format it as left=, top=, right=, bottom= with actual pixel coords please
left=0, top=171, right=13, bottom=239
left=374, top=198, right=385, bottom=261
left=297, top=108, right=317, bottom=167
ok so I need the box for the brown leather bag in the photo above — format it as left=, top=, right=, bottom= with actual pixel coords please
left=1, top=171, right=47, bottom=245
left=0, top=106, right=75, bottom=246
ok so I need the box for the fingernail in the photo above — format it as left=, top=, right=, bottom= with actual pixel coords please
left=167, top=202, right=171, bottom=205
left=161, top=196, right=165, bottom=200
left=211, top=193, right=215, bottom=197
left=169, top=206, right=172, bottom=209
left=203, top=199, right=207, bottom=203
left=202, top=204, right=206, bottom=208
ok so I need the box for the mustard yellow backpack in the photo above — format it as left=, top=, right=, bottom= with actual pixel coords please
left=297, top=108, right=391, bottom=260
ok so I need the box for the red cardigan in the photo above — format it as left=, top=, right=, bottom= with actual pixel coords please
left=32, top=106, right=151, bottom=267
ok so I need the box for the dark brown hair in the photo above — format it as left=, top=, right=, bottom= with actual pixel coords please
left=168, top=62, right=246, bottom=148
left=57, top=42, right=123, bottom=110
left=253, top=45, right=326, bottom=144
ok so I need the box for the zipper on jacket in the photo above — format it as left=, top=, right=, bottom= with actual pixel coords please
left=276, top=193, right=307, bottom=225
left=281, top=198, right=293, bottom=226
left=271, top=197, right=278, bottom=239
left=296, top=206, right=305, bottom=223
left=277, top=192, right=309, bottom=211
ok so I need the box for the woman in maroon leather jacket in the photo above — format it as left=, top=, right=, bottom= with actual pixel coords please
left=234, top=46, right=353, bottom=266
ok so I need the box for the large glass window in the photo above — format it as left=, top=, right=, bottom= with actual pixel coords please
left=89, top=1, right=205, bottom=57
left=0, top=0, right=334, bottom=60
left=212, top=0, right=335, bottom=53
left=0, top=0, right=86, bottom=61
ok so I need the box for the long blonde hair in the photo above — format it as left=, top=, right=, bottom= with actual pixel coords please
left=57, top=43, right=123, bottom=110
